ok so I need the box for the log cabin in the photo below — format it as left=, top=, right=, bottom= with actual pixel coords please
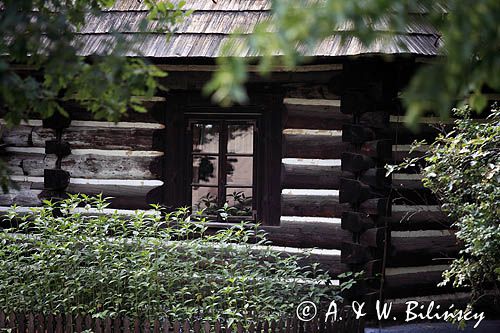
left=0, top=0, right=498, bottom=318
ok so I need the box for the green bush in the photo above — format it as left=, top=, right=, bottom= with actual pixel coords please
left=0, top=194, right=341, bottom=325
left=421, top=106, right=500, bottom=301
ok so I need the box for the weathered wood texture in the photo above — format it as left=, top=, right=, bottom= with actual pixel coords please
left=281, top=162, right=342, bottom=189
left=4, top=151, right=57, bottom=176
left=264, top=217, right=349, bottom=250
left=61, top=124, right=163, bottom=150
left=61, top=152, right=163, bottom=179
left=0, top=309, right=363, bottom=333
left=389, top=230, right=459, bottom=266
left=283, top=131, right=351, bottom=159
left=1, top=124, right=54, bottom=147
left=383, top=265, right=459, bottom=297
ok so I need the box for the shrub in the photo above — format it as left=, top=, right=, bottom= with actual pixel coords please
left=0, top=194, right=341, bottom=326
left=388, top=105, right=500, bottom=305
left=421, top=106, right=500, bottom=302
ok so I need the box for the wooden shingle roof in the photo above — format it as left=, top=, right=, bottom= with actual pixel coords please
left=76, top=0, right=441, bottom=58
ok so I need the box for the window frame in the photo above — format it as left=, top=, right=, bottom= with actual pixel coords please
left=162, top=92, right=283, bottom=226
left=186, top=114, right=261, bottom=221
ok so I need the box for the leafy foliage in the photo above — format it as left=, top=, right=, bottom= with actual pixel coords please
left=0, top=194, right=343, bottom=325
left=205, top=0, right=500, bottom=124
left=421, top=106, right=500, bottom=301
left=387, top=105, right=500, bottom=304
left=0, top=0, right=187, bottom=126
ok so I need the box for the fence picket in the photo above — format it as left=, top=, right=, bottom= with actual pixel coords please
left=104, top=317, right=112, bottom=333
left=248, top=322, right=255, bottom=333
left=95, top=318, right=103, bottom=333
left=84, top=314, right=92, bottom=331
left=203, top=321, right=210, bottom=333
left=143, top=319, right=151, bottom=333
left=123, top=317, right=131, bottom=333
left=55, top=314, right=63, bottom=333
left=153, top=319, right=161, bottom=333
left=47, top=313, right=55, bottom=333
left=66, top=314, right=73, bottom=333
left=36, top=313, right=45, bottom=333
left=173, top=320, right=180, bottom=333
left=162, top=319, right=170, bottom=333
left=214, top=320, right=221, bottom=333
left=28, top=313, right=35, bottom=333
left=113, top=317, right=121, bottom=333
left=133, top=318, right=140, bottom=333
left=75, top=314, right=83, bottom=333
left=8, top=312, right=16, bottom=331
left=193, top=320, right=201, bottom=333
left=183, top=320, right=190, bottom=333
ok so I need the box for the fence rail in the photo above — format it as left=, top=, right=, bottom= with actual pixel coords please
left=0, top=309, right=363, bottom=333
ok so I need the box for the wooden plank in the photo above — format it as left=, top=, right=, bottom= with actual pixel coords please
left=61, top=126, right=163, bottom=150
left=384, top=265, right=452, bottom=297
left=281, top=161, right=342, bottom=189
left=392, top=144, right=428, bottom=163
left=388, top=205, right=451, bottom=230
left=0, top=181, right=43, bottom=206
left=263, top=216, right=349, bottom=249
left=389, top=230, right=459, bottom=265
left=281, top=190, right=348, bottom=218
left=4, top=152, right=57, bottom=176
left=283, top=130, right=351, bottom=159
left=61, top=153, right=163, bottom=180
left=0, top=123, right=54, bottom=147
left=284, top=103, right=349, bottom=130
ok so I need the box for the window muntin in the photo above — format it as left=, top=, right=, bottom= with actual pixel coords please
left=190, top=119, right=256, bottom=220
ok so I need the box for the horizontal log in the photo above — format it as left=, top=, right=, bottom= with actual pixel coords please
left=388, top=205, right=451, bottom=230
left=389, top=229, right=459, bottom=266
left=61, top=153, right=163, bottom=180
left=263, top=216, right=350, bottom=250
left=0, top=121, right=54, bottom=147
left=384, top=265, right=453, bottom=297
left=61, top=125, right=163, bottom=150
left=392, top=144, right=428, bottom=163
left=341, top=242, right=373, bottom=265
left=339, top=178, right=376, bottom=204
left=62, top=100, right=165, bottom=123
left=341, top=211, right=375, bottom=233
left=4, top=148, right=163, bottom=180
left=4, top=152, right=57, bottom=176
left=0, top=182, right=42, bottom=206
left=9, top=176, right=163, bottom=210
left=392, top=173, right=424, bottom=190
left=284, top=103, right=350, bottom=130
left=281, top=161, right=342, bottom=189
left=284, top=84, right=341, bottom=100
left=281, top=190, right=348, bottom=218
left=359, top=227, right=387, bottom=248
left=283, top=130, right=352, bottom=159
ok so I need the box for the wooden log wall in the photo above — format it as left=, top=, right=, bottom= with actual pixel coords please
left=336, top=62, right=394, bottom=311
left=1, top=104, right=166, bottom=210
left=1, top=62, right=493, bottom=312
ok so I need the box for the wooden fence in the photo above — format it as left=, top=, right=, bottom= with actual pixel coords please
left=0, top=310, right=363, bottom=333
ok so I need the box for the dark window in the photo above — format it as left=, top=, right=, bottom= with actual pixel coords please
left=189, top=119, right=257, bottom=221
left=163, top=93, right=282, bottom=226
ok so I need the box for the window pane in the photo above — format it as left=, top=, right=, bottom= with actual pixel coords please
left=226, top=188, right=253, bottom=217
left=192, top=186, right=218, bottom=214
left=192, top=156, right=218, bottom=185
left=227, top=124, right=254, bottom=154
left=192, top=123, right=219, bottom=154
left=226, top=156, right=253, bottom=185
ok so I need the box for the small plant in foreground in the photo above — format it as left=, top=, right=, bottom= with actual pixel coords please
left=0, top=194, right=345, bottom=327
